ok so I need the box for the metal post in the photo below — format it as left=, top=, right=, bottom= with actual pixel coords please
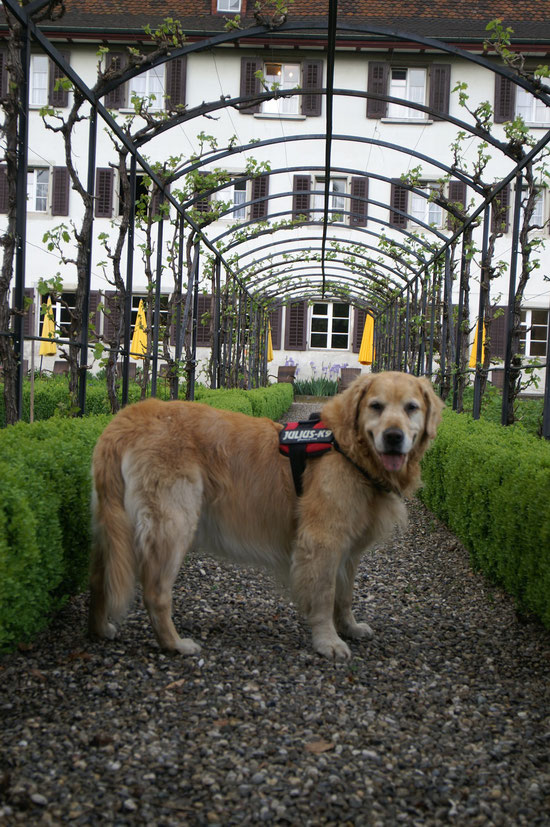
left=404, top=288, right=410, bottom=372
left=542, top=310, right=550, bottom=439
left=440, top=249, right=452, bottom=397
left=150, top=199, right=164, bottom=398
left=212, top=256, right=221, bottom=389
left=13, top=25, right=30, bottom=420
left=188, top=240, right=200, bottom=400
left=473, top=207, right=491, bottom=420
left=426, top=261, right=438, bottom=379
left=78, top=106, right=98, bottom=417
left=501, top=173, right=523, bottom=426
left=452, top=236, right=467, bottom=410
left=121, top=153, right=137, bottom=407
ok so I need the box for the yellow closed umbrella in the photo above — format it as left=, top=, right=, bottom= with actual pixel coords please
left=130, top=299, right=148, bottom=360
left=469, top=320, right=486, bottom=368
left=39, top=297, right=57, bottom=356
left=358, top=312, right=375, bottom=366
left=267, top=322, right=274, bottom=362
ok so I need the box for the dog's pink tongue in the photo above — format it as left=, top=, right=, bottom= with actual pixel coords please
left=380, top=453, right=406, bottom=472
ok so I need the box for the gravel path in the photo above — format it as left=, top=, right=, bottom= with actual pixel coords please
left=1, top=402, right=549, bottom=826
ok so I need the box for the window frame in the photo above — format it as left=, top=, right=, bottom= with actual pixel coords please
left=309, top=301, right=351, bottom=351
left=29, top=54, right=49, bottom=107
left=260, top=61, right=301, bottom=116
left=515, top=84, right=550, bottom=126
left=128, top=66, right=165, bottom=111
left=314, top=176, right=347, bottom=219
left=386, top=66, right=428, bottom=120
left=519, top=308, right=549, bottom=358
left=410, top=182, right=444, bottom=229
left=27, top=167, right=49, bottom=212
left=216, top=0, right=241, bottom=11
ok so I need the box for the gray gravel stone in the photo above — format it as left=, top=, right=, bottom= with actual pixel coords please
left=0, top=400, right=549, bottom=825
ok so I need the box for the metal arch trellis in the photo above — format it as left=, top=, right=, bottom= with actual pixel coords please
left=0, top=0, right=549, bottom=435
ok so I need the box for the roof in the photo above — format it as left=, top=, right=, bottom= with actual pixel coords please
left=28, top=0, right=550, bottom=46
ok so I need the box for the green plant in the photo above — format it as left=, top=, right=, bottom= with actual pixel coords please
left=420, top=410, right=550, bottom=626
left=293, top=377, right=339, bottom=397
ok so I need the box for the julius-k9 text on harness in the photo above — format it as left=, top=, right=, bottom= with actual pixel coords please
left=279, top=415, right=334, bottom=496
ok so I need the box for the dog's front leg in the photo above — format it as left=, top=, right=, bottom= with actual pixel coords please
left=291, top=535, right=351, bottom=661
left=334, top=552, right=374, bottom=641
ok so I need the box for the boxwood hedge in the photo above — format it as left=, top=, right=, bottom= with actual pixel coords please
left=420, top=410, right=550, bottom=627
left=0, top=383, right=293, bottom=652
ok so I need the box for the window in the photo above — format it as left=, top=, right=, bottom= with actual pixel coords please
left=231, top=178, right=247, bottom=220
left=240, top=58, right=322, bottom=117
left=44, top=292, right=76, bottom=336
left=30, top=55, right=49, bottom=106
left=27, top=168, right=49, bottom=212
left=522, top=186, right=545, bottom=227
left=129, top=66, right=165, bottom=111
left=410, top=184, right=444, bottom=228
left=217, top=0, right=241, bottom=10
left=515, top=85, right=550, bottom=125
left=367, top=62, right=449, bottom=120
left=519, top=309, right=548, bottom=357
left=261, top=62, right=300, bottom=115
left=387, top=68, right=427, bottom=119
left=314, top=177, right=346, bottom=218
left=310, top=302, right=350, bottom=350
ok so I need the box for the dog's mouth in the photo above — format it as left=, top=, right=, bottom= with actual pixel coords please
left=379, top=452, right=407, bottom=473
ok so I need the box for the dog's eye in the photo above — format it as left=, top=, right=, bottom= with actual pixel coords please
left=405, top=401, right=419, bottom=414
left=369, top=401, right=384, bottom=412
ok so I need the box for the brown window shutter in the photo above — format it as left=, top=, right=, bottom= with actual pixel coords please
left=390, top=180, right=408, bottom=228
left=51, top=166, right=70, bottom=216
left=49, top=53, right=70, bottom=108
left=489, top=306, right=507, bottom=359
left=269, top=304, right=282, bottom=350
left=88, top=290, right=101, bottom=341
left=350, top=176, right=368, bottom=227
left=352, top=307, right=367, bottom=353
left=284, top=301, right=307, bottom=351
left=24, top=287, right=35, bottom=338
left=494, top=74, right=515, bottom=123
left=491, top=183, right=511, bottom=233
left=196, top=293, right=212, bottom=346
left=151, top=183, right=170, bottom=220
left=429, top=64, right=450, bottom=120
left=301, top=60, right=322, bottom=117
left=166, top=56, right=186, bottom=108
left=0, top=48, right=7, bottom=98
left=292, top=175, right=311, bottom=220
left=194, top=171, right=211, bottom=213
left=103, top=291, right=122, bottom=341
left=251, top=175, right=269, bottom=220
left=367, top=62, right=388, bottom=119
left=95, top=168, right=113, bottom=218
left=447, top=180, right=467, bottom=229
left=239, top=57, right=262, bottom=113
left=0, top=165, right=8, bottom=213
left=104, top=53, right=127, bottom=109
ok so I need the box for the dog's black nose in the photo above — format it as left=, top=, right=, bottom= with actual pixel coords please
left=383, top=428, right=404, bottom=451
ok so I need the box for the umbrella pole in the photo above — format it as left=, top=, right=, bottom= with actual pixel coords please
left=30, top=340, right=35, bottom=423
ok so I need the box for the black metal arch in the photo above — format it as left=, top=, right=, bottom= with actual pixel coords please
left=2, top=0, right=549, bottom=434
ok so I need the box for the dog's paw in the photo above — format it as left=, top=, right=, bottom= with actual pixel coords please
left=174, top=637, right=201, bottom=656
left=314, top=635, right=351, bottom=661
left=343, top=621, right=374, bottom=640
left=90, top=621, right=117, bottom=640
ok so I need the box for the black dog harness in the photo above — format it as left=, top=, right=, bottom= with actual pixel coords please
left=279, top=414, right=401, bottom=498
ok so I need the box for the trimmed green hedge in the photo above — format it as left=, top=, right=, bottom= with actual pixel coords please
left=420, top=410, right=550, bottom=627
left=0, top=383, right=294, bottom=652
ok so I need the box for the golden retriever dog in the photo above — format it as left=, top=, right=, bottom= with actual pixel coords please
left=89, top=371, right=444, bottom=660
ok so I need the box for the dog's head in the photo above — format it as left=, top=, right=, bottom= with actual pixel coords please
left=323, top=371, right=444, bottom=489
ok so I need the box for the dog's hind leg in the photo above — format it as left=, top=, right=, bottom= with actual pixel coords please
left=135, top=477, right=203, bottom=655
left=334, top=552, right=374, bottom=641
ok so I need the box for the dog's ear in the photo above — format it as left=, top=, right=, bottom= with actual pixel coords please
left=418, top=376, right=445, bottom=441
left=321, top=373, right=374, bottom=437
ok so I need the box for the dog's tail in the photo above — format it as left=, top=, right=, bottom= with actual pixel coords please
left=88, top=427, right=135, bottom=639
